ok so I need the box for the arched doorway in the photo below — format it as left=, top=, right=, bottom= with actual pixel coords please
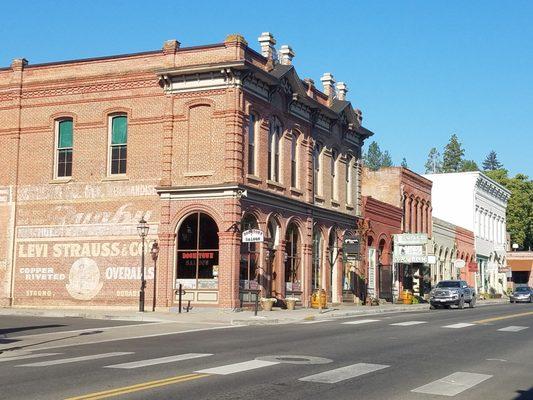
left=265, top=217, right=280, bottom=297
left=378, top=238, right=392, bottom=302
left=285, top=223, right=302, bottom=297
left=176, top=212, right=219, bottom=303
left=240, top=214, right=259, bottom=291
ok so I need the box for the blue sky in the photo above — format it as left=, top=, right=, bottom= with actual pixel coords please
left=1, top=0, right=531, bottom=177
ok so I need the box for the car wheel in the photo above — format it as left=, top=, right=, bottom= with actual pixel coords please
left=444, top=305, right=451, bottom=309
left=458, top=298, right=464, bottom=309
left=510, top=300, right=514, bottom=303
left=469, top=297, right=476, bottom=308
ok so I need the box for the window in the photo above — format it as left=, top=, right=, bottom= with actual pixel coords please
left=312, top=227, right=322, bottom=289
left=331, top=150, right=337, bottom=200
left=290, top=132, right=298, bottom=188
left=285, top=223, right=301, bottom=293
left=247, top=114, right=256, bottom=175
left=268, top=118, right=281, bottom=182
left=346, top=156, right=352, bottom=204
left=313, top=143, right=322, bottom=196
left=109, top=115, right=128, bottom=175
left=176, top=212, right=219, bottom=290
left=56, top=119, right=73, bottom=178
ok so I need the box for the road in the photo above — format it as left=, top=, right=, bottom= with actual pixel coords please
left=1, top=303, right=532, bottom=400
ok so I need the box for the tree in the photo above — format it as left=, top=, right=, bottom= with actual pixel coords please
left=401, top=158, right=408, bottom=168
left=485, top=170, right=533, bottom=249
left=424, top=147, right=442, bottom=173
left=382, top=150, right=393, bottom=167
left=460, top=159, right=479, bottom=172
left=364, top=141, right=383, bottom=171
left=442, top=134, right=465, bottom=172
left=482, top=150, right=503, bottom=171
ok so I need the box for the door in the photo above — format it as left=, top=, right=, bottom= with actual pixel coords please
left=379, top=264, right=393, bottom=302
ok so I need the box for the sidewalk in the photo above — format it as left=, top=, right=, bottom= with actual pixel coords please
left=0, top=298, right=509, bottom=326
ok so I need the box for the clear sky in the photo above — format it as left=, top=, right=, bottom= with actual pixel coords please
left=1, top=0, right=531, bottom=177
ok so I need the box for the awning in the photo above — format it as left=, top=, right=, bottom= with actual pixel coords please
left=507, top=259, right=533, bottom=272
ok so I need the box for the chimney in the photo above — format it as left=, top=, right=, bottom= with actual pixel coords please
left=258, top=32, right=277, bottom=62
left=162, top=39, right=180, bottom=55
left=304, top=78, right=315, bottom=98
left=320, top=73, right=336, bottom=103
left=278, top=45, right=295, bottom=65
left=336, top=82, right=348, bottom=101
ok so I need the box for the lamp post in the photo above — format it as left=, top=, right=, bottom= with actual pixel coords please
left=150, top=241, right=159, bottom=312
left=137, top=217, right=149, bottom=312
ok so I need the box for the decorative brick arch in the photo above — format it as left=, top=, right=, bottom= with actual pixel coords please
left=169, top=204, right=223, bottom=235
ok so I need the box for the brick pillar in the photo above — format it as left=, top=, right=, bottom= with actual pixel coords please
left=218, top=231, right=240, bottom=309
left=410, top=198, right=416, bottom=233
left=276, top=240, right=287, bottom=300
left=156, top=231, right=175, bottom=308
left=302, top=215, right=314, bottom=307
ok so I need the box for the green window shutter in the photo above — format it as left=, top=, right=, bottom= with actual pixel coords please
left=58, top=120, right=73, bottom=148
left=112, top=116, right=128, bottom=145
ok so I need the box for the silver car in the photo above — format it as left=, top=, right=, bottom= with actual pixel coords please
left=510, top=286, right=533, bottom=303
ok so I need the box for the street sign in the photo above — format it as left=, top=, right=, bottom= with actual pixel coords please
left=242, top=229, right=264, bottom=243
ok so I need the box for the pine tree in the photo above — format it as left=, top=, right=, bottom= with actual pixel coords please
left=401, top=158, right=408, bottom=168
left=381, top=151, right=393, bottom=168
left=364, top=141, right=383, bottom=171
left=424, top=147, right=442, bottom=173
left=442, top=134, right=465, bottom=172
left=482, top=150, right=503, bottom=171
left=460, top=159, right=479, bottom=172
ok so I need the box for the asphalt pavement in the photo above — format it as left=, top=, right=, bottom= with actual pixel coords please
left=0, top=303, right=532, bottom=400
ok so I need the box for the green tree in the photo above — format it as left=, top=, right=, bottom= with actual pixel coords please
left=485, top=170, right=533, bottom=249
left=382, top=150, right=393, bottom=168
left=401, top=157, right=408, bottom=168
left=424, top=147, right=442, bottom=173
left=442, top=134, right=465, bottom=172
left=482, top=150, right=503, bottom=171
left=460, top=159, right=479, bottom=172
left=364, top=141, right=383, bottom=171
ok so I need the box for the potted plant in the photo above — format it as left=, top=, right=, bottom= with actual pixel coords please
left=285, top=297, right=298, bottom=310
left=260, top=297, right=276, bottom=311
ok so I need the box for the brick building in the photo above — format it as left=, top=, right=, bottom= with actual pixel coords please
left=0, top=33, right=373, bottom=309
left=362, top=167, right=433, bottom=297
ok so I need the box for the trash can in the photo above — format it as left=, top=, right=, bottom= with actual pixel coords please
left=311, top=289, right=327, bottom=309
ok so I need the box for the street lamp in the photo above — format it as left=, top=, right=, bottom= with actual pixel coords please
left=137, top=217, right=149, bottom=312
left=150, top=241, right=160, bottom=312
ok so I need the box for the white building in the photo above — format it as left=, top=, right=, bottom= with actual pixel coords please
left=423, top=172, right=511, bottom=295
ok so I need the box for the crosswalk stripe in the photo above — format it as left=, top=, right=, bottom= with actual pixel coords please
left=0, top=353, right=61, bottom=363
left=497, top=326, right=529, bottom=332
left=195, top=360, right=278, bottom=375
left=104, top=353, right=212, bottom=369
left=16, top=352, right=133, bottom=367
left=342, top=319, right=380, bottom=325
left=443, top=323, right=475, bottom=329
left=390, top=321, right=427, bottom=326
left=299, top=363, right=389, bottom=383
left=302, top=319, right=334, bottom=324
left=411, top=371, right=492, bottom=396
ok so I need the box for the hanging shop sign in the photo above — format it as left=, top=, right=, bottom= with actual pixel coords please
left=242, top=229, right=264, bottom=243
left=343, top=235, right=361, bottom=255
left=393, top=233, right=429, bottom=263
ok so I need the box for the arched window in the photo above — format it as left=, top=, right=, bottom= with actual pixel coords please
left=331, top=149, right=338, bottom=200
left=268, top=117, right=281, bottom=182
left=176, top=212, right=219, bottom=289
left=55, top=118, right=73, bottom=178
left=312, top=227, right=322, bottom=289
left=290, top=131, right=299, bottom=188
left=313, top=143, right=322, bottom=196
left=247, top=114, right=256, bottom=175
left=285, top=223, right=301, bottom=294
left=240, top=214, right=259, bottom=289
left=109, top=114, right=128, bottom=175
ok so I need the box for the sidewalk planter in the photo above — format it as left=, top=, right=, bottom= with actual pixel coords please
left=311, top=289, right=327, bottom=309
left=285, top=298, right=298, bottom=310
left=260, top=298, right=276, bottom=311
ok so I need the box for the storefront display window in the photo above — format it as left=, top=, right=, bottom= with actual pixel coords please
left=285, top=223, right=301, bottom=293
left=240, top=215, right=260, bottom=290
left=176, top=212, right=219, bottom=289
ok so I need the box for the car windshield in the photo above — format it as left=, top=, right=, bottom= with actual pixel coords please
left=436, top=281, right=460, bottom=288
left=515, top=287, right=530, bottom=292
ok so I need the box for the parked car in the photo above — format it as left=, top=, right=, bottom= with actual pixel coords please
left=510, top=286, right=533, bottom=303
left=429, top=280, right=476, bottom=309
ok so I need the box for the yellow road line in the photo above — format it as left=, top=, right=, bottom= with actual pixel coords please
left=474, top=311, right=533, bottom=324
left=65, top=373, right=209, bottom=400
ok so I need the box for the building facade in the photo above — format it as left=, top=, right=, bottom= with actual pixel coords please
left=424, top=172, right=511, bottom=295
left=0, top=33, right=373, bottom=309
left=362, top=167, right=433, bottom=297
left=507, top=251, right=533, bottom=288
